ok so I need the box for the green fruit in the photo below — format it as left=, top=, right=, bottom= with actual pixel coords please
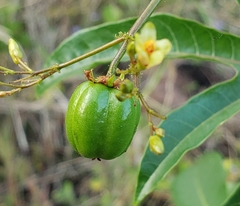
left=65, top=81, right=141, bottom=160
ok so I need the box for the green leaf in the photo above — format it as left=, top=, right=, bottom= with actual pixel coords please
left=221, top=183, right=240, bottom=206
left=36, top=19, right=135, bottom=96
left=134, top=14, right=240, bottom=204
left=236, top=0, right=240, bottom=5
left=171, top=152, right=228, bottom=206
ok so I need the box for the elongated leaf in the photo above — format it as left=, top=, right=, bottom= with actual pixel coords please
left=135, top=73, right=240, bottom=204
left=134, top=14, right=240, bottom=204
left=171, top=152, right=227, bottom=206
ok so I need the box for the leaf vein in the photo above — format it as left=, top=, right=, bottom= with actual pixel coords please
left=227, top=36, right=235, bottom=60
left=207, top=30, right=215, bottom=57
left=183, top=23, right=199, bottom=55
left=158, top=21, right=179, bottom=52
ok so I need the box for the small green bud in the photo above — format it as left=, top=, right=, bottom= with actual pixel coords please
left=8, top=38, right=23, bottom=64
left=115, top=92, right=127, bottom=102
left=126, top=41, right=136, bottom=57
left=119, top=79, right=134, bottom=94
left=107, top=75, right=116, bottom=87
left=149, top=135, right=164, bottom=155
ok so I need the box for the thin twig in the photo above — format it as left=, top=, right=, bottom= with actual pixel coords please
left=58, top=37, right=125, bottom=69
left=138, top=92, right=166, bottom=120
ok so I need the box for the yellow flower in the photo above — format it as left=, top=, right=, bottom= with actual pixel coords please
left=135, top=22, right=172, bottom=70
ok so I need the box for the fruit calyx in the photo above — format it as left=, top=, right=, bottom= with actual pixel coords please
left=84, top=69, right=139, bottom=102
left=84, top=69, right=124, bottom=90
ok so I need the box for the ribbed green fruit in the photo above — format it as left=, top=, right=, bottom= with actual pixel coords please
left=65, top=81, right=140, bottom=160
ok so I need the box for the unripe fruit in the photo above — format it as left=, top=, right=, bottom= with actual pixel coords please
left=65, top=81, right=141, bottom=160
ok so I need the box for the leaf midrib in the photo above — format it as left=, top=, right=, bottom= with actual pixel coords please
left=168, top=52, right=240, bottom=65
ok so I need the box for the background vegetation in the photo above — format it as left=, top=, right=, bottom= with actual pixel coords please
left=0, top=0, right=239, bottom=205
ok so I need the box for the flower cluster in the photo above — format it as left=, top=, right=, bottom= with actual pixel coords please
left=126, top=22, right=172, bottom=155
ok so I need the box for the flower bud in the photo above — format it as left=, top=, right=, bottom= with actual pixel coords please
left=127, top=41, right=136, bottom=57
left=115, top=92, right=127, bottom=102
left=149, top=135, right=164, bottom=155
left=107, top=75, right=115, bottom=87
left=8, top=38, right=23, bottom=64
left=119, top=79, right=134, bottom=94
left=154, top=127, right=165, bottom=138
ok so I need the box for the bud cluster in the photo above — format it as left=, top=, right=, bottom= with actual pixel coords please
left=148, top=125, right=165, bottom=155
left=115, top=79, right=136, bottom=102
